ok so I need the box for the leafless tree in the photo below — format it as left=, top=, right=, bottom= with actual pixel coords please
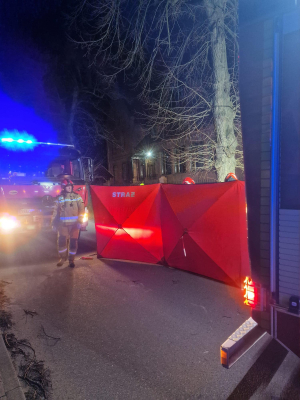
left=70, top=0, right=243, bottom=181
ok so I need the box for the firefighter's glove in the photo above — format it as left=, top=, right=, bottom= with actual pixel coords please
left=76, top=223, right=82, bottom=230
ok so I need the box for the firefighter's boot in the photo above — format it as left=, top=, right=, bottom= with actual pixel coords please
left=57, top=258, right=66, bottom=267
left=68, top=236, right=77, bottom=268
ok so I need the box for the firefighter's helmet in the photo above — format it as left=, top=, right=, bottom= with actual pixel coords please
left=225, top=173, right=238, bottom=182
left=182, top=177, right=195, bottom=185
left=61, top=178, right=74, bottom=189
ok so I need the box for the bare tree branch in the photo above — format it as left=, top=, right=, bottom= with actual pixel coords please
left=69, top=0, right=243, bottom=181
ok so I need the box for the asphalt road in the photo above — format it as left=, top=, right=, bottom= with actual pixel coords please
left=0, top=222, right=299, bottom=399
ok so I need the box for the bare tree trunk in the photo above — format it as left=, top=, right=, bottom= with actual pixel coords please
left=70, top=0, right=242, bottom=178
left=204, top=0, right=237, bottom=182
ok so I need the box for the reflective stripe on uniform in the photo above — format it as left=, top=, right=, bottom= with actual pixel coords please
left=58, top=198, right=82, bottom=203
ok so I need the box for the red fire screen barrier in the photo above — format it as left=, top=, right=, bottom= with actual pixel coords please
left=91, top=182, right=250, bottom=286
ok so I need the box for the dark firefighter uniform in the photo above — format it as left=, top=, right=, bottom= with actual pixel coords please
left=51, top=179, right=85, bottom=267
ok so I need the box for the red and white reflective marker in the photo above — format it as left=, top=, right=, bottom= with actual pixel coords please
left=220, top=277, right=267, bottom=368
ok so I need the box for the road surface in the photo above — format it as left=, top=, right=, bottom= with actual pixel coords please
left=0, top=222, right=299, bottom=399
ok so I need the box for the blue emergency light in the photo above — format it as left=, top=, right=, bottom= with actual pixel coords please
left=0, top=130, right=37, bottom=151
left=1, top=138, right=33, bottom=144
left=0, top=130, right=74, bottom=151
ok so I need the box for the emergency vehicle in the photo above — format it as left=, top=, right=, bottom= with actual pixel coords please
left=0, top=134, right=93, bottom=234
left=221, top=0, right=300, bottom=367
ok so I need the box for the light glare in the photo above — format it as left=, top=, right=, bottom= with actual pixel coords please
left=83, top=213, right=88, bottom=223
left=0, top=130, right=36, bottom=151
left=1, top=138, right=13, bottom=142
left=0, top=216, right=18, bottom=231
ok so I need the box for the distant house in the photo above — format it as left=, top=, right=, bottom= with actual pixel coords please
left=106, top=97, right=242, bottom=185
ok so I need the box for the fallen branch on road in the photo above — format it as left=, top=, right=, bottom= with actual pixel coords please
left=1, top=284, right=52, bottom=399
left=0, top=310, right=13, bottom=330
left=23, top=309, right=39, bottom=324
left=38, top=325, right=61, bottom=347
left=3, top=333, right=36, bottom=357
left=24, top=310, right=39, bottom=318
left=19, top=358, right=51, bottom=400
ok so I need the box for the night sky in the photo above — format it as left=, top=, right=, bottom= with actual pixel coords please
left=0, top=1, right=87, bottom=145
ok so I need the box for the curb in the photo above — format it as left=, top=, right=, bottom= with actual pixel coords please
left=0, top=334, right=25, bottom=400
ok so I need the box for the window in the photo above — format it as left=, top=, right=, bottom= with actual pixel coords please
left=179, top=160, right=186, bottom=174
left=122, top=162, right=128, bottom=181
left=174, top=147, right=186, bottom=174
left=140, top=162, right=144, bottom=179
left=47, top=163, right=65, bottom=177
left=70, top=159, right=81, bottom=179
left=147, top=162, right=156, bottom=178
left=189, top=142, right=205, bottom=172
left=162, top=151, right=172, bottom=175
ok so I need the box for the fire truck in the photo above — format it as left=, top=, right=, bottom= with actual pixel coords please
left=220, top=0, right=300, bottom=367
left=0, top=133, right=93, bottom=235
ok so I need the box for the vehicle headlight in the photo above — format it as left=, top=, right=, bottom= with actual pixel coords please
left=0, top=216, right=18, bottom=231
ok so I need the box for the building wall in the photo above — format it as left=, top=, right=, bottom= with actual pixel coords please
left=240, top=0, right=300, bottom=334
left=240, top=9, right=273, bottom=332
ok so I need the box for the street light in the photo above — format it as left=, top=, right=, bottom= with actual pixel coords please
left=146, top=151, right=152, bottom=157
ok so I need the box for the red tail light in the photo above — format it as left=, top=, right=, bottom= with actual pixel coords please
left=244, top=277, right=257, bottom=307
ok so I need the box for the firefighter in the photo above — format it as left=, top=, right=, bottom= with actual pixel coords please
left=51, top=179, right=84, bottom=268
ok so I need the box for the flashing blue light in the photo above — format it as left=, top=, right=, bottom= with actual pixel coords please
left=0, top=130, right=37, bottom=151
left=0, top=132, right=74, bottom=151
left=1, top=138, right=13, bottom=142
left=1, top=137, right=34, bottom=144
